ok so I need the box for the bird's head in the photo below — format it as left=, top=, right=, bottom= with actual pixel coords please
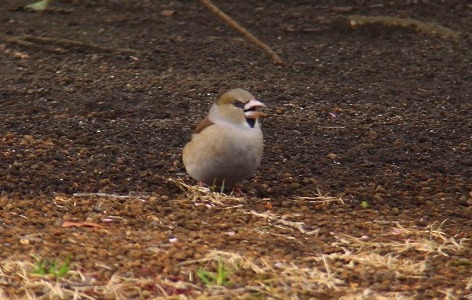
left=212, top=88, right=267, bottom=128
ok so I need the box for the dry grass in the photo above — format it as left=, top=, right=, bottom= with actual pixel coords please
left=337, top=220, right=469, bottom=258
left=0, top=260, right=98, bottom=299
left=170, top=178, right=247, bottom=206
left=320, top=250, right=427, bottom=276
left=1, top=185, right=469, bottom=299
left=294, top=188, right=345, bottom=206
left=248, top=210, right=320, bottom=235
left=0, top=259, right=200, bottom=299
left=180, top=250, right=345, bottom=298
left=339, top=289, right=417, bottom=300
left=2, top=218, right=469, bottom=299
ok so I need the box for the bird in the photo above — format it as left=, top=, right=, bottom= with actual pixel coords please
left=182, top=88, right=267, bottom=189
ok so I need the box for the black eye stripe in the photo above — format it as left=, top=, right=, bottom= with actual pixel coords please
left=232, top=100, right=245, bottom=109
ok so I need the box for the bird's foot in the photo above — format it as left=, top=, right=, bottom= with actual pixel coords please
left=231, top=184, right=245, bottom=197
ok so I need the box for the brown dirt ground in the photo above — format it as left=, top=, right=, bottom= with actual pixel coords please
left=1, top=0, right=471, bottom=299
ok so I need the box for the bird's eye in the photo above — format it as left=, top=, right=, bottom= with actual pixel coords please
left=232, top=100, right=245, bottom=109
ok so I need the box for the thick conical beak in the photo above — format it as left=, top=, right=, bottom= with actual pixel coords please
left=244, top=99, right=267, bottom=119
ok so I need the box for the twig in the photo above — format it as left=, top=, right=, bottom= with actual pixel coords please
left=0, top=33, right=34, bottom=46
left=197, top=0, right=284, bottom=65
left=0, top=33, right=139, bottom=54
left=24, top=35, right=139, bottom=54
left=349, top=15, right=462, bottom=40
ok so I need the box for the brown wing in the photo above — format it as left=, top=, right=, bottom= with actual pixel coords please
left=193, top=116, right=215, bottom=134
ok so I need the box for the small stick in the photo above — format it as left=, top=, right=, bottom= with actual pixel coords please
left=0, top=33, right=139, bottom=54
left=197, top=0, right=284, bottom=65
left=348, top=15, right=462, bottom=40
left=24, top=35, right=139, bottom=54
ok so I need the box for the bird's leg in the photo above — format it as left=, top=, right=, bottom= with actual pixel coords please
left=197, top=181, right=209, bottom=191
left=232, top=184, right=245, bottom=196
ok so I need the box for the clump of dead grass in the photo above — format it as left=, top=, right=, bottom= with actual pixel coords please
left=169, top=178, right=246, bottom=206
left=314, top=250, right=427, bottom=277
left=327, top=220, right=471, bottom=298
left=294, top=188, right=345, bottom=206
left=181, top=250, right=345, bottom=298
left=339, top=288, right=417, bottom=300
left=0, top=259, right=199, bottom=299
left=0, top=259, right=97, bottom=299
left=248, top=210, right=320, bottom=235
left=338, top=220, right=468, bottom=257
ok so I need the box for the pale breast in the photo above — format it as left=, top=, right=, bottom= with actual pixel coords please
left=182, top=123, right=263, bottom=186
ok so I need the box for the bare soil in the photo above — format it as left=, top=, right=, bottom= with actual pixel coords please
left=0, top=0, right=471, bottom=299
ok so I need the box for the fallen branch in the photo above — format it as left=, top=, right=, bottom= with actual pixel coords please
left=0, top=33, right=139, bottom=54
left=25, top=35, right=139, bottom=53
left=197, top=0, right=284, bottom=65
left=348, top=15, right=462, bottom=40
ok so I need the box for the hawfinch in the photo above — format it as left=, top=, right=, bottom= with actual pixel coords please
left=182, top=88, right=267, bottom=188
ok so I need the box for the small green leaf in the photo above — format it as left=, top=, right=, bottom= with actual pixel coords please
left=360, top=201, right=369, bottom=208
left=57, top=263, right=70, bottom=276
left=216, top=261, right=229, bottom=285
left=33, top=260, right=47, bottom=275
left=196, top=269, right=215, bottom=286
left=196, top=261, right=231, bottom=286
left=31, top=256, right=71, bottom=278
left=25, top=0, right=51, bottom=12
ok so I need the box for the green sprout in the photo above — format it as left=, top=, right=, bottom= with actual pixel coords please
left=210, top=178, right=226, bottom=193
left=196, top=261, right=231, bottom=286
left=32, top=256, right=71, bottom=278
left=360, top=201, right=370, bottom=209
